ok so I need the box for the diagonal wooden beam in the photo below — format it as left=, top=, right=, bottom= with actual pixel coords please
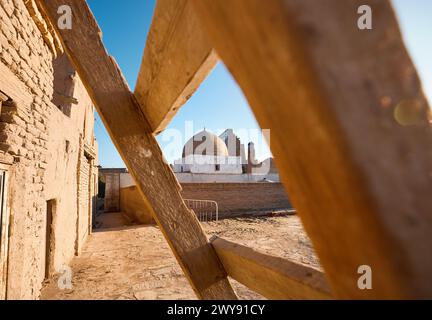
left=134, top=0, right=218, bottom=135
left=192, top=0, right=432, bottom=298
left=38, top=0, right=236, bottom=300
left=211, top=237, right=332, bottom=300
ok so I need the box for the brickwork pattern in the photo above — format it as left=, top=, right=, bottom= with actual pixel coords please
left=0, top=0, right=97, bottom=299
left=181, top=183, right=292, bottom=217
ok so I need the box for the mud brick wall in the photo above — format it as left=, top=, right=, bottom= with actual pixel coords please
left=120, top=186, right=154, bottom=224
left=77, top=148, right=91, bottom=254
left=118, top=182, right=291, bottom=223
left=0, top=0, right=97, bottom=299
left=180, top=183, right=292, bottom=217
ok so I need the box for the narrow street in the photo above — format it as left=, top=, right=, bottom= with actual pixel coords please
left=41, top=213, right=319, bottom=300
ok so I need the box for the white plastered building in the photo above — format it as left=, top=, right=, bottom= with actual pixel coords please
left=173, top=129, right=243, bottom=174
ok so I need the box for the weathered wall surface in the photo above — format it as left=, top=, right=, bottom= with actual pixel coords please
left=119, top=186, right=154, bottom=224
left=0, top=0, right=97, bottom=299
left=118, top=182, right=291, bottom=222
left=104, top=173, right=120, bottom=212
left=180, top=183, right=292, bottom=217
left=174, top=172, right=280, bottom=183
left=119, top=172, right=281, bottom=187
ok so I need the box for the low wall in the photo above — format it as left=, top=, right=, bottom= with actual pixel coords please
left=119, top=172, right=281, bottom=187
left=180, top=183, right=292, bottom=217
left=175, top=173, right=280, bottom=183
left=119, top=186, right=154, bottom=224
left=119, top=182, right=292, bottom=222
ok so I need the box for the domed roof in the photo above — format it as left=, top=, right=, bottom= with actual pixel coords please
left=182, top=130, right=229, bottom=158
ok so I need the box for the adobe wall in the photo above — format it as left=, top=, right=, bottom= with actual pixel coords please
left=180, top=183, right=292, bottom=217
left=174, top=172, right=280, bottom=183
left=118, top=182, right=291, bottom=223
left=119, top=172, right=281, bottom=187
left=0, top=0, right=97, bottom=299
left=119, top=186, right=154, bottom=224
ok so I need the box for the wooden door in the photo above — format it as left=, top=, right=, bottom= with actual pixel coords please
left=45, top=200, right=55, bottom=279
left=104, top=173, right=120, bottom=212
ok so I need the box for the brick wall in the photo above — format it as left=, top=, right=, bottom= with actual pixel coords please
left=0, top=0, right=97, bottom=299
left=118, top=182, right=291, bottom=223
left=180, top=183, right=292, bottom=217
left=76, top=148, right=90, bottom=254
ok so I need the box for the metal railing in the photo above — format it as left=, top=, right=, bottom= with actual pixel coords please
left=183, top=199, right=219, bottom=222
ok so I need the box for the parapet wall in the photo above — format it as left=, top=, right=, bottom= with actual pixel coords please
left=119, top=185, right=154, bottom=224
left=180, top=183, right=291, bottom=217
left=119, top=182, right=291, bottom=223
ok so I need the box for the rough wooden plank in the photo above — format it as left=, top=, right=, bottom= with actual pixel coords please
left=134, top=0, right=217, bottom=134
left=38, top=0, right=236, bottom=300
left=192, top=0, right=432, bottom=298
left=211, top=237, right=332, bottom=299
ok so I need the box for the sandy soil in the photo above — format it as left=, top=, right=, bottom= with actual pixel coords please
left=41, top=213, right=320, bottom=300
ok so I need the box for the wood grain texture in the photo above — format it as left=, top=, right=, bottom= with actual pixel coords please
left=192, top=0, right=432, bottom=298
left=211, top=237, right=332, bottom=299
left=134, top=0, right=217, bottom=134
left=38, top=0, right=236, bottom=300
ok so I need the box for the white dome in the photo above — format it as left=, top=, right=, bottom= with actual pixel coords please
left=182, top=130, right=229, bottom=158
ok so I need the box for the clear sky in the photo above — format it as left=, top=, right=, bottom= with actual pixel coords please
left=87, top=0, right=432, bottom=168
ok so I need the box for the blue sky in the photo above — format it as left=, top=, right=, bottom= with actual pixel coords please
left=88, top=0, right=432, bottom=168
left=392, top=0, right=432, bottom=104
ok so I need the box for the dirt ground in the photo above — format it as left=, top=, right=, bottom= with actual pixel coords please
left=40, top=212, right=320, bottom=300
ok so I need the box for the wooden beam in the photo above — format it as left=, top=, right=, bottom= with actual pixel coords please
left=38, top=0, right=236, bottom=300
left=134, top=0, right=217, bottom=134
left=192, top=0, right=432, bottom=298
left=211, top=237, right=332, bottom=299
